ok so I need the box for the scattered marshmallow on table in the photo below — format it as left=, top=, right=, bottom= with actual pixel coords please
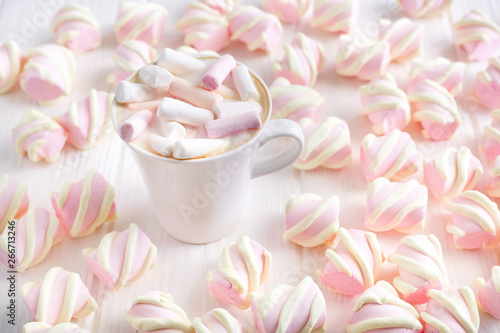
left=482, top=109, right=500, bottom=163
left=111, top=40, right=157, bottom=86
left=157, top=97, right=214, bottom=127
left=0, top=41, right=24, bottom=94
left=192, top=308, right=242, bottom=333
left=213, top=101, right=261, bottom=119
left=205, top=110, right=262, bottom=138
left=311, top=0, right=359, bottom=34
left=409, top=57, right=465, bottom=97
left=262, top=0, right=311, bottom=24
left=378, top=17, right=424, bottom=62
left=284, top=193, right=339, bottom=247
left=399, top=0, right=452, bottom=18
left=201, top=0, right=235, bottom=14
left=423, top=146, right=483, bottom=201
left=474, top=56, right=500, bottom=110
left=12, top=109, right=68, bottom=163
left=475, top=266, right=500, bottom=320
left=202, top=54, right=236, bottom=91
left=173, top=139, right=225, bottom=160
left=487, top=156, right=500, bottom=198
left=0, top=173, right=29, bottom=233
left=317, top=228, right=383, bottom=296
left=157, top=48, right=207, bottom=77
left=232, top=65, right=259, bottom=101
left=52, top=4, right=101, bottom=54
left=119, top=109, right=155, bottom=141
left=23, top=322, right=91, bottom=333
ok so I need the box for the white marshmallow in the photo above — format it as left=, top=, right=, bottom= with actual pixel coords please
left=157, top=48, right=206, bottom=77
left=173, top=138, right=224, bottom=160
left=149, top=134, right=176, bottom=157
left=213, top=101, right=262, bottom=119
left=215, top=85, right=239, bottom=100
left=116, top=81, right=157, bottom=103
left=161, top=121, right=187, bottom=139
left=157, top=97, right=214, bottom=126
left=138, top=64, right=173, bottom=90
left=232, top=65, right=259, bottom=101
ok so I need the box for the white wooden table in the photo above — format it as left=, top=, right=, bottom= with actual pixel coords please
left=1, top=0, right=500, bottom=332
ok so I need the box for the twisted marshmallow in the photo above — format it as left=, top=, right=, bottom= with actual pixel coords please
left=335, top=35, right=390, bottom=81
left=482, top=110, right=500, bottom=162
left=0, top=206, right=61, bottom=273
left=207, top=235, right=271, bottom=309
left=21, top=266, right=97, bottom=325
left=52, top=4, right=101, bottom=54
left=0, top=41, right=24, bottom=94
left=454, top=10, right=500, bottom=62
left=57, top=89, right=114, bottom=150
left=284, top=193, right=339, bottom=247
left=23, top=322, right=90, bottom=333
left=114, top=1, right=167, bottom=46
left=408, top=79, right=461, bottom=141
left=250, top=276, right=326, bottom=333
left=201, top=0, right=236, bottom=14
left=111, top=40, right=157, bottom=86
left=0, top=174, right=29, bottom=233
left=410, top=57, right=465, bottom=97
left=228, top=6, right=283, bottom=53
left=421, top=286, right=479, bottom=333
left=423, top=146, right=483, bottom=201
left=175, top=2, right=229, bottom=52
left=317, top=228, right=383, bottom=296
left=311, top=0, right=359, bottom=34
left=360, top=129, right=419, bottom=182
left=12, top=109, right=68, bottom=163
left=126, top=291, right=193, bottom=333
left=20, top=44, right=76, bottom=105
left=294, top=116, right=352, bottom=170
left=263, top=0, right=311, bottom=23
left=359, top=73, right=411, bottom=135
left=378, top=18, right=424, bottom=62
left=399, top=0, right=452, bottom=18
left=274, top=32, right=325, bottom=86
left=388, top=235, right=447, bottom=305
left=475, top=266, right=500, bottom=319
left=270, top=77, right=324, bottom=122
left=346, top=280, right=423, bottom=333
left=192, top=308, right=242, bottom=333
left=474, top=56, right=500, bottom=110
left=365, top=178, right=427, bottom=233
left=51, top=170, right=116, bottom=238
left=487, top=156, right=500, bottom=198
left=445, top=190, right=500, bottom=250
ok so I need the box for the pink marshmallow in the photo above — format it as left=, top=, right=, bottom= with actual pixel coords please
left=111, top=40, right=157, bottom=86
left=263, top=0, right=311, bottom=24
left=475, top=266, right=500, bottom=319
left=399, top=0, right=452, bottom=18
left=192, top=308, right=242, bottom=333
left=202, top=54, right=236, bottom=91
left=119, top=109, right=154, bottom=141
left=487, top=156, right=500, bottom=198
left=482, top=110, right=500, bottom=163
left=200, top=0, right=235, bottom=14
left=378, top=18, right=424, bottom=62
left=474, top=56, right=500, bottom=110
left=409, top=57, right=465, bottom=97
left=0, top=41, right=24, bottom=94
left=311, top=0, right=359, bottom=34
left=170, top=76, right=223, bottom=110
left=0, top=174, right=29, bottom=233
left=205, top=110, right=261, bottom=138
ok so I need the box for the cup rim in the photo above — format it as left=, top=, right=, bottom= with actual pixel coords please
left=111, top=53, right=272, bottom=164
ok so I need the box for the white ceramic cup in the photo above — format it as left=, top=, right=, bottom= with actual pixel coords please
left=112, top=56, right=304, bottom=244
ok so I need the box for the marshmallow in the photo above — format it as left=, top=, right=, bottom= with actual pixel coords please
left=232, top=65, right=259, bottom=101
left=274, top=32, right=325, bottom=86
left=83, top=223, right=157, bottom=292
left=114, top=1, right=167, bottom=46
left=228, top=6, right=283, bottom=53
left=250, top=276, right=326, bottom=333
left=474, top=56, right=500, bottom=109
left=21, top=266, right=97, bottom=325
left=23, top=322, right=90, bottom=333
left=175, top=2, right=230, bottom=52
left=57, top=89, right=114, bottom=149
left=157, top=97, right=214, bottom=126
left=423, top=146, right=483, bottom=201
left=475, top=266, right=500, bottom=319
left=20, top=44, right=76, bottom=105
left=51, top=170, right=116, bottom=238
left=213, top=101, right=262, bottom=119
left=157, top=48, right=206, bottom=77
left=317, top=228, right=383, bottom=295
left=205, top=110, right=262, bottom=138
left=335, top=35, right=390, bottom=81
left=169, top=77, right=223, bottom=109
left=0, top=174, right=29, bottom=233
left=378, top=18, right=424, bottom=62
left=111, top=40, right=157, bottom=86
left=346, top=281, right=423, bottom=333
left=201, top=0, right=235, bottom=14
left=284, top=193, right=339, bottom=247
left=192, top=308, right=242, bottom=333
left=0, top=206, right=61, bottom=273
left=410, top=57, right=465, bottom=97
left=270, top=77, right=324, bottom=122
left=12, top=109, right=68, bottom=163
left=115, top=81, right=157, bottom=104
left=454, top=10, right=500, bottom=62
left=177, top=45, right=220, bottom=57
left=161, top=121, right=187, bottom=139
left=126, top=291, right=193, bottom=333
left=399, top=0, right=452, bottom=18
left=263, top=0, right=311, bottom=24
left=359, top=73, right=411, bottom=135
left=408, top=79, right=461, bottom=141
left=487, top=156, right=500, bottom=198
left=120, top=109, right=154, bottom=141
left=445, top=190, right=500, bottom=250
left=207, top=235, right=271, bottom=309
left=138, top=64, right=173, bottom=90
left=173, top=139, right=224, bottom=160
left=0, top=41, right=24, bottom=94
left=482, top=110, right=500, bottom=162
left=360, top=129, right=419, bottom=182
left=202, top=54, right=236, bottom=90
left=421, top=286, right=479, bottom=332
left=52, top=4, right=101, bottom=54
left=311, top=0, right=359, bottom=34
left=151, top=121, right=187, bottom=156
left=294, top=117, right=352, bottom=170
left=388, top=234, right=448, bottom=305
left=365, top=178, right=427, bottom=233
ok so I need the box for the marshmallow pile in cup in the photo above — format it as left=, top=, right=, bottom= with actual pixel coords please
left=115, top=48, right=269, bottom=160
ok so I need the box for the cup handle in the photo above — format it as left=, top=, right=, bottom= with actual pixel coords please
left=251, top=119, right=305, bottom=178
